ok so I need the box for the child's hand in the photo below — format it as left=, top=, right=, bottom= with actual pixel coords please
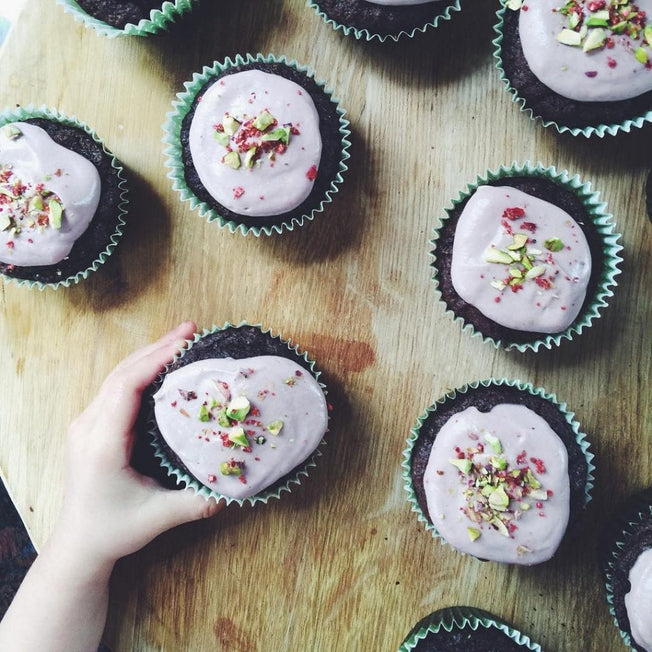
left=54, top=321, right=222, bottom=567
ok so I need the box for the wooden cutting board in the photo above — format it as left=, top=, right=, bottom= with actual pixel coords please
left=0, top=0, right=650, bottom=649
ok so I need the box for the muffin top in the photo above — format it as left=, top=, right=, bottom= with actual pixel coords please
left=0, top=122, right=100, bottom=266
left=450, top=184, right=592, bottom=334
left=153, top=355, right=328, bottom=500
left=188, top=69, right=322, bottom=217
left=423, top=403, right=570, bottom=564
left=519, top=0, right=652, bottom=102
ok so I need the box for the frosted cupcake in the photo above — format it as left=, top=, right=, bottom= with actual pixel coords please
left=55, top=0, right=194, bottom=37
left=494, top=0, right=652, bottom=136
left=403, top=379, right=594, bottom=565
left=430, top=162, right=622, bottom=351
left=164, top=53, right=350, bottom=236
left=600, top=488, right=652, bottom=652
left=399, top=606, right=542, bottom=651
left=307, top=0, right=462, bottom=42
left=147, top=324, right=329, bottom=506
left=0, top=106, right=128, bottom=289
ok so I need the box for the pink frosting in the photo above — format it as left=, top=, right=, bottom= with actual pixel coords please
left=189, top=70, right=322, bottom=217
left=153, top=355, right=328, bottom=500
left=451, top=185, right=591, bottom=333
left=0, top=122, right=100, bottom=266
left=423, top=404, right=570, bottom=565
left=625, top=548, right=652, bottom=651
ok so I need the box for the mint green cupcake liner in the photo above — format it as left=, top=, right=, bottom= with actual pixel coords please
left=55, top=0, right=194, bottom=38
left=399, top=606, right=542, bottom=651
left=0, top=105, right=128, bottom=290
left=147, top=322, right=329, bottom=507
left=493, top=1, right=652, bottom=137
left=600, top=488, right=652, bottom=652
left=163, top=52, right=351, bottom=237
left=430, top=161, right=623, bottom=352
left=306, top=0, right=462, bottom=43
left=402, top=378, right=595, bottom=555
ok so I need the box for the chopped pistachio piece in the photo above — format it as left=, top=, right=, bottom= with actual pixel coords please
left=267, top=419, right=284, bottom=436
left=228, top=426, right=249, bottom=448
left=529, top=489, right=549, bottom=501
left=484, top=433, right=503, bottom=453
left=505, top=0, right=522, bottom=9
left=223, top=151, right=241, bottom=169
left=544, top=236, right=564, bottom=252
left=506, top=249, right=522, bottom=262
left=198, top=404, right=211, bottom=422
left=488, top=486, right=510, bottom=512
left=0, top=213, right=11, bottom=231
left=244, top=146, right=257, bottom=169
left=557, top=28, right=583, bottom=46
left=49, top=199, right=63, bottom=229
left=635, top=46, right=649, bottom=64
left=484, top=248, right=513, bottom=264
left=226, top=395, right=250, bottom=422
left=583, top=27, right=606, bottom=52
left=261, top=126, right=291, bottom=144
left=507, top=233, right=528, bottom=250
left=491, top=456, right=507, bottom=471
left=31, top=195, right=44, bottom=211
left=213, top=131, right=230, bottom=146
left=525, top=265, right=546, bottom=279
left=222, top=115, right=240, bottom=136
left=1, top=124, right=22, bottom=140
left=490, top=279, right=506, bottom=292
left=645, top=25, right=652, bottom=47
left=586, top=10, right=609, bottom=26
left=217, top=407, right=231, bottom=428
left=220, top=461, right=243, bottom=476
left=490, top=516, right=509, bottom=537
left=508, top=267, right=523, bottom=279
left=467, top=527, right=481, bottom=542
left=449, top=458, right=472, bottom=474
left=253, top=110, right=275, bottom=131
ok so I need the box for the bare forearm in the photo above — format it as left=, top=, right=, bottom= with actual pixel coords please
left=0, top=528, right=115, bottom=652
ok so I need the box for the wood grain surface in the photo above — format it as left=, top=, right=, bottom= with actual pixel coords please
left=0, top=1, right=650, bottom=650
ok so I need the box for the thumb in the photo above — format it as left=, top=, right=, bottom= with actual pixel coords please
left=146, top=489, right=223, bottom=534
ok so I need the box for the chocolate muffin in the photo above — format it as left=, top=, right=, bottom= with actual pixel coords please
left=496, top=0, right=652, bottom=134
left=145, top=324, right=330, bottom=505
left=599, top=488, right=652, bottom=652
left=405, top=379, right=593, bottom=564
left=73, top=0, right=163, bottom=28
left=399, top=606, right=542, bottom=651
left=0, top=111, right=127, bottom=288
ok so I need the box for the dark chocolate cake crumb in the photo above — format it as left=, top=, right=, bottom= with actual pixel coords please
left=74, top=0, right=163, bottom=29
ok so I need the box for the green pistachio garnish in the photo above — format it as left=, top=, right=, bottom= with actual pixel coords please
left=636, top=46, right=649, bottom=64
left=0, top=213, right=11, bottom=231
left=31, top=195, right=44, bottom=211
left=220, top=461, right=243, bottom=476
left=490, top=456, right=508, bottom=471
left=488, top=486, right=510, bottom=512
left=484, top=248, right=513, bottom=264
left=525, top=265, right=546, bottom=280
left=467, top=527, right=481, bottom=542
left=529, top=489, right=549, bottom=501
left=49, top=199, right=63, bottom=230
left=485, top=433, right=502, bottom=453
left=583, top=27, right=607, bottom=51
left=645, top=25, right=652, bottom=47
left=586, top=10, right=609, bottom=26
left=217, top=408, right=231, bottom=428
left=228, top=426, right=249, bottom=448
left=223, top=151, right=241, bottom=170
left=222, top=115, right=241, bottom=136
left=449, top=458, right=472, bottom=474
left=253, top=110, right=275, bottom=131
left=226, top=395, right=250, bottom=422
left=1, top=124, right=22, bottom=140
left=267, top=419, right=284, bottom=436
left=244, top=146, right=257, bottom=169
left=490, top=279, right=507, bottom=291
left=198, top=404, right=211, bottom=422
left=507, top=233, right=528, bottom=250
left=261, top=126, right=291, bottom=144
left=557, top=27, right=584, bottom=46
left=490, top=516, right=509, bottom=536
left=508, top=267, right=523, bottom=279
left=213, top=130, right=230, bottom=146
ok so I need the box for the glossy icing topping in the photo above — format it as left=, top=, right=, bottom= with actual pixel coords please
left=189, top=69, right=322, bottom=217
left=518, top=0, right=652, bottom=101
left=450, top=185, right=592, bottom=334
left=0, top=122, right=101, bottom=266
left=153, top=355, right=328, bottom=500
left=625, top=548, right=652, bottom=651
left=423, top=404, right=570, bottom=565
